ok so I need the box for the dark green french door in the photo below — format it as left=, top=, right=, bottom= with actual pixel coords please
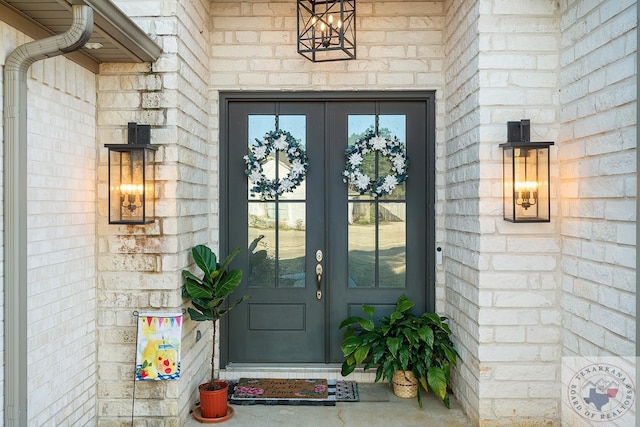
left=220, top=93, right=435, bottom=365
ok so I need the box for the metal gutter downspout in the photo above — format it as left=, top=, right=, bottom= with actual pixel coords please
left=3, top=5, right=93, bottom=426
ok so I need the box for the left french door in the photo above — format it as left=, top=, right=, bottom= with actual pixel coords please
left=224, top=101, right=327, bottom=362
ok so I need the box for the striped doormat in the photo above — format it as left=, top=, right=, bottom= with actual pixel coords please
left=229, top=378, right=359, bottom=406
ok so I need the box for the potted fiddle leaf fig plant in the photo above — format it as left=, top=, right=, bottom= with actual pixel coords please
left=182, top=245, right=249, bottom=420
left=339, top=294, right=459, bottom=408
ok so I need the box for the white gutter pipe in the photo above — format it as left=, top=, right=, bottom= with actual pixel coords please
left=3, top=5, right=94, bottom=426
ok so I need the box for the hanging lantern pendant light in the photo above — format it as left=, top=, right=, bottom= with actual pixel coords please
left=297, top=0, right=356, bottom=62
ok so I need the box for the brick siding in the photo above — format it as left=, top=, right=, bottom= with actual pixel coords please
left=0, top=0, right=635, bottom=425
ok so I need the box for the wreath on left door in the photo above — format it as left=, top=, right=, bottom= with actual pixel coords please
left=244, top=129, right=309, bottom=199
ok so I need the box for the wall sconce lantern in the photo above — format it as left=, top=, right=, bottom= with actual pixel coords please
left=297, top=0, right=356, bottom=62
left=500, top=120, right=553, bottom=223
left=104, top=123, right=157, bottom=224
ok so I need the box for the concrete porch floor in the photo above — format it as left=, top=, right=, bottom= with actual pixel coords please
left=184, top=383, right=473, bottom=426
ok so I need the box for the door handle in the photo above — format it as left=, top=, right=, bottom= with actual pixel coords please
left=315, top=263, right=323, bottom=300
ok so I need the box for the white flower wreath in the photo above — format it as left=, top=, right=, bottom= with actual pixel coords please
left=342, top=130, right=409, bottom=197
left=244, top=129, right=309, bottom=199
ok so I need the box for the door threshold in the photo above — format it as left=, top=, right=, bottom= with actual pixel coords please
left=220, top=363, right=377, bottom=382
left=226, top=363, right=342, bottom=371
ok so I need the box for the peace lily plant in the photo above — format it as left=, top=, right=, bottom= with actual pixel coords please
left=339, top=294, right=459, bottom=408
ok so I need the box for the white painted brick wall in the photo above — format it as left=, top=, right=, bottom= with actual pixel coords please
left=96, top=0, right=214, bottom=425
left=1, top=0, right=631, bottom=425
left=446, top=0, right=566, bottom=424
left=207, top=2, right=446, bottom=90
left=27, top=54, right=97, bottom=426
left=559, top=0, right=637, bottom=363
left=447, top=0, right=636, bottom=424
left=444, top=0, right=482, bottom=422
left=1, top=20, right=98, bottom=426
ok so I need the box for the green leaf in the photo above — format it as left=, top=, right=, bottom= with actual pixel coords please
left=217, top=295, right=251, bottom=318
left=341, top=335, right=363, bottom=356
left=402, top=328, right=417, bottom=345
left=214, top=247, right=241, bottom=286
left=417, top=365, right=430, bottom=381
left=427, top=366, right=447, bottom=402
left=215, top=269, right=242, bottom=295
left=187, top=307, right=213, bottom=322
left=441, top=344, right=459, bottom=366
left=230, top=295, right=250, bottom=310
left=418, top=372, right=428, bottom=391
left=374, top=366, right=384, bottom=383
left=370, top=345, right=386, bottom=364
left=182, top=270, right=201, bottom=282
left=443, top=395, right=451, bottom=409
left=389, top=310, right=403, bottom=324
left=190, top=299, right=208, bottom=313
left=395, top=295, right=415, bottom=313
left=398, top=347, right=410, bottom=370
left=207, top=296, right=225, bottom=309
left=380, top=324, right=391, bottom=335
left=382, top=361, right=395, bottom=383
left=386, top=337, right=400, bottom=357
left=341, top=360, right=355, bottom=377
left=353, top=344, right=371, bottom=365
left=417, top=326, right=435, bottom=348
left=362, top=304, right=375, bottom=317
left=359, top=318, right=375, bottom=331
left=339, top=316, right=363, bottom=329
left=192, top=245, right=216, bottom=282
left=185, top=279, right=212, bottom=300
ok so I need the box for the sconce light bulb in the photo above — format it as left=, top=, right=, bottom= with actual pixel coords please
left=120, top=183, right=144, bottom=195
left=515, top=181, right=538, bottom=192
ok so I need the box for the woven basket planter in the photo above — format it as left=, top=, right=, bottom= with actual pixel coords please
left=392, top=370, right=418, bottom=398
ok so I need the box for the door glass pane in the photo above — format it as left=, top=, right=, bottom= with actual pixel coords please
left=248, top=115, right=276, bottom=201
left=348, top=115, right=375, bottom=142
left=346, top=114, right=407, bottom=288
left=348, top=202, right=375, bottom=287
left=279, top=202, right=306, bottom=287
left=347, top=115, right=375, bottom=202
left=248, top=202, right=276, bottom=288
left=379, top=115, right=407, bottom=201
left=246, top=115, right=307, bottom=288
left=379, top=203, right=406, bottom=288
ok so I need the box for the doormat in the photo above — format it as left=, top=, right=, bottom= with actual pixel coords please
left=229, top=379, right=358, bottom=406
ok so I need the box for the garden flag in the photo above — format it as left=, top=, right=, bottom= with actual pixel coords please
left=135, top=312, right=182, bottom=381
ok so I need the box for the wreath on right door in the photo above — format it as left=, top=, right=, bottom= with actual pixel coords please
left=342, top=129, right=409, bottom=198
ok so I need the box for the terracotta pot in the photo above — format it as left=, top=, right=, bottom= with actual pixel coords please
left=199, top=381, right=229, bottom=418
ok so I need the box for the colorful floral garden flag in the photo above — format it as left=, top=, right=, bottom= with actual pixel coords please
left=135, top=312, right=182, bottom=380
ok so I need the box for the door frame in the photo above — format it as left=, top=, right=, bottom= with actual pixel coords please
left=218, top=91, right=436, bottom=367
